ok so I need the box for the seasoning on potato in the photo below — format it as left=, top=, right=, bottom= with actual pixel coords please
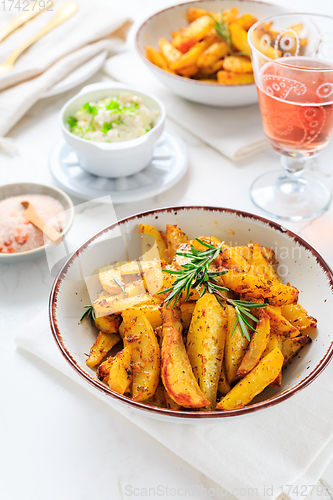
left=80, top=223, right=316, bottom=412
left=145, top=7, right=257, bottom=84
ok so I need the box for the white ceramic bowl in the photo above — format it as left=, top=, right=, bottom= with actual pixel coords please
left=50, top=206, right=333, bottom=422
left=0, top=183, right=74, bottom=263
left=60, top=82, right=166, bottom=178
left=136, top=0, right=286, bottom=107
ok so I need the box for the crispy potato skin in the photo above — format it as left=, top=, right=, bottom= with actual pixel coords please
left=264, top=306, right=299, bottom=338
left=236, top=311, right=270, bottom=379
left=86, top=316, right=121, bottom=368
left=229, top=22, right=250, bottom=55
left=282, top=336, right=312, bottom=368
left=217, top=70, right=255, bottom=84
left=281, top=304, right=317, bottom=330
left=140, top=224, right=168, bottom=262
left=94, top=314, right=121, bottom=335
left=216, top=347, right=284, bottom=410
left=172, top=15, right=214, bottom=53
left=165, top=392, right=182, bottom=410
left=93, top=293, right=160, bottom=317
left=187, top=294, right=227, bottom=409
left=197, top=40, right=230, bottom=68
left=225, top=305, right=249, bottom=385
left=221, top=271, right=299, bottom=306
left=108, top=346, right=132, bottom=395
left=159, top=38, right=182, bottom=64
left=122, top=309, right=160, bottom=402
left=250, top=243, right=280, bottom=282
left=97, top=356, right=114, bottom=383
left=161, top=306, right=210, bottom=409
left=170, top=36, right=216, bottom=71
left=166, top=224, right=187, bottom=262
left=223, top=55, right=253, bottom=74
left=145, top=46, right=169, bottom=70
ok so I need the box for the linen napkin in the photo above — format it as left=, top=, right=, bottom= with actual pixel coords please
left=16, top=308, right=333, bottom=500
left=104, top=51, right=268, bottom=161
left=0, top=0, right=132, bottom=152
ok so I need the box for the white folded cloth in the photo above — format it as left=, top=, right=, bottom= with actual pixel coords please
left=16, top=308, right=333, bottom=500
left=104, top=51, right=268, bottom=161
left=0, top=0, right=132, bottom=151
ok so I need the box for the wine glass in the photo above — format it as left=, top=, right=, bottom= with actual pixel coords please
left=248, top=13, right=333, bottom=220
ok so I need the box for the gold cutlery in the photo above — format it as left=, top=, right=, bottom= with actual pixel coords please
left=0, top=2, right=53, bottom=44
left=0, top=1, right=78, bottom=76
left=21, top=201, right=63, bottom=245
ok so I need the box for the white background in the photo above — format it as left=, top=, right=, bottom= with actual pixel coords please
left=2, top=0, right=333, bottom=499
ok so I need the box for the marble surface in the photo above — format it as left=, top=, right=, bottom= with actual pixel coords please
left=2, top=0, right=333, bottom=499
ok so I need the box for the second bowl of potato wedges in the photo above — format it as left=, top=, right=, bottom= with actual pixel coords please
left=136, top=0, right=285, bottom=107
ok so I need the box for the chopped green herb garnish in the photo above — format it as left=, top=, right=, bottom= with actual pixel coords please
left=101, top=122, right=113, bottom=134
left=81, top=102, right=97, bottom=115
left=68, top=116, right=78, bottom=129
left=106, top=100, right=121, bottom=111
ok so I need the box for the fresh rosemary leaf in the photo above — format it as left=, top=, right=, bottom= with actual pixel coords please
left=210, top=12, right=233, bottom=50
left=80, top=305, right=95, bottom=324
left=112, top=276, right=126, bottom=294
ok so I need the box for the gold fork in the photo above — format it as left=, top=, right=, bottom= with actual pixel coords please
left=0, top=1, right=78, bottom=76
left=0, top=2, right=53, bottom=44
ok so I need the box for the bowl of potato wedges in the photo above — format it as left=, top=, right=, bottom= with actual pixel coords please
left=135, top=0, right=286, bottom=107
left=49, top=206, right=333, bottom=421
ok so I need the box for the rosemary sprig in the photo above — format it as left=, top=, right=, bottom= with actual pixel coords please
left=80, top=305, right=95, bottom=324
left=159, top=239, right=266, bottom=341
left=211, top=12, right=233, bottom=50
left=113, top=276, right=126, bottom=294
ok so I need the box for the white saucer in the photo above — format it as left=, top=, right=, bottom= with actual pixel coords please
left=49, top=129, right=188, bottom=203
left=41, top=51, right=108, bottom=99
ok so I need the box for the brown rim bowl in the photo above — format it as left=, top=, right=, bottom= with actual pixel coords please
left=49, top=206, right=333, bottom=420
left=135, top=0, right=286, bottom=107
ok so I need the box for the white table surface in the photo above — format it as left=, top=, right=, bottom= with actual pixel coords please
left=2, top=0, right=333, bottom=499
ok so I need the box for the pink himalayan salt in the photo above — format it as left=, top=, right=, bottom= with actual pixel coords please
left=0, top=194, right=66, bottom=254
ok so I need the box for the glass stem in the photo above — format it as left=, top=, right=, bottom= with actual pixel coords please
left=278, top=156, right=307, bottom=194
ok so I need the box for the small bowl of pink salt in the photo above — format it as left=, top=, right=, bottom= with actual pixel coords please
left=0, top=183, right=74, bottom=262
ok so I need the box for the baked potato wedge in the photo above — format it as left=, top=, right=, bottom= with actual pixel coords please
left=86, top=327, right=121, bottom=368
left=161, top=305, right=210, bottom=408
left=281, top=304, right=317, bottom=330
left=229, top=22, right=250, bottom=55
left=172, top=15, right=214, bottom=53
left=94, top=314, right=121, bottom=335
left=216, top=347, right=284, bottom=410
left=217, top=70, right=254, bottom=84
left=140, top=224, right=168, bottom=261
left=93, top=292, right=160, bottom=317
left=236, top=311, right=270, bottom=379
left=108, top=345, right=132, bottom=395
left=122, top=308, right=160, bottom=402
left=224, top=304, right=249, bottom=385
left=221, top=272, right=299, bottom=306
left=264, top=306, right=299, bottom=338
left=282, top=336, right=312, bottom=368
left=166, top=224, right=187, bottom=262
left=187, top=293, right=227, bottom=409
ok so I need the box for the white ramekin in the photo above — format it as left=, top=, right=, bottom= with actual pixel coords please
left=59, top=82, right=166, bottom=178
